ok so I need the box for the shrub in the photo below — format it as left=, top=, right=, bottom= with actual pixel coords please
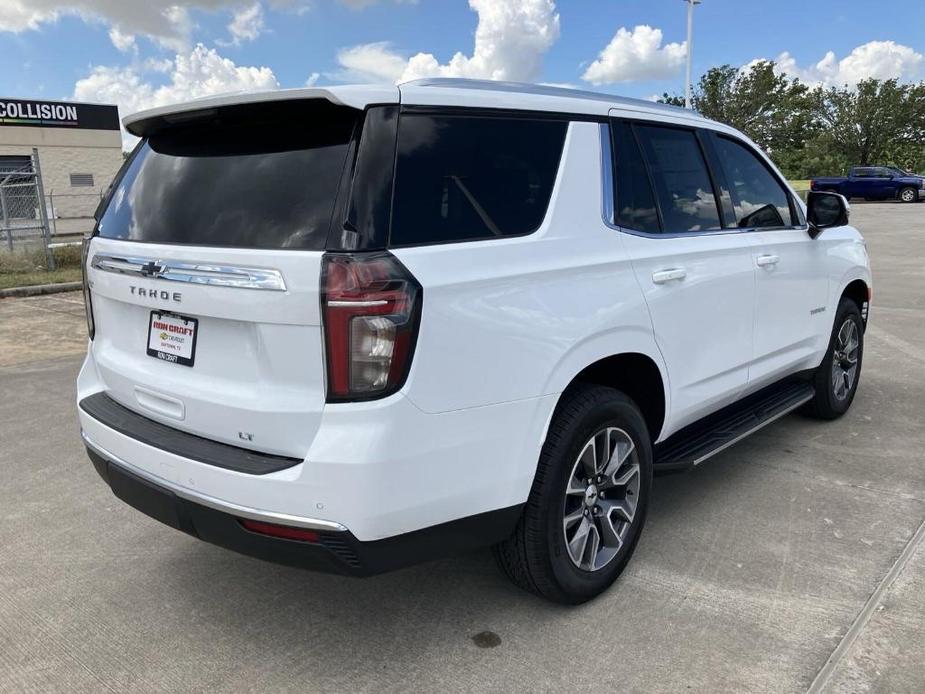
left=0, top=243, right=83, bottom=273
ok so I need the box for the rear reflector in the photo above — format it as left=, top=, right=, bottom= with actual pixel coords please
left=239, top=519, right=320, bottom=543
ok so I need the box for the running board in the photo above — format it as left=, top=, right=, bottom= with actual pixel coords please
left=654, top=381, right=815, bottom=472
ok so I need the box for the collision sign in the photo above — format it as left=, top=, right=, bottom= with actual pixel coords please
left=0, top=98, right=119, bottom=130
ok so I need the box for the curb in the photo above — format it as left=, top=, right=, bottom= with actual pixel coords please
left=0, top=282, right=82, bottom=299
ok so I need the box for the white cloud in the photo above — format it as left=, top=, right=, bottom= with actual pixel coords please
left=221, top=2, right=265, bottom=45
left=582, top=25, right=686, bottom=85
left=108, top=26, right=136, bottom=53
left=339, top=0, right=419, bottom=8
left=0, top=2, right=59, bottom=32
left=305, top=71, right=320, bottom=86
left=0, top=1, right=215, bottom=51
left=0, top=0, right=389, bottom=49
left=770, top=41, right=924, bottom=87
left=73, top=44, right=279, bottom=147
left=336, top=41, right=410, bottom=83
left=336, top=0, right=560, bottom=84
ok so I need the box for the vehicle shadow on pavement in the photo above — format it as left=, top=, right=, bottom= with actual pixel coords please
left=129, top=443, right=778, bottom=655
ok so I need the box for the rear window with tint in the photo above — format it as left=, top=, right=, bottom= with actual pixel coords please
left=612, top=121, right=660, bottom=233
left=389, top=114, right=567, bottom=246
left=96, top=101, right=356, bottom=250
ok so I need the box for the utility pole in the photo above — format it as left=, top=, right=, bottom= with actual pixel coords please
left=683, top=0, right=701, bottom=109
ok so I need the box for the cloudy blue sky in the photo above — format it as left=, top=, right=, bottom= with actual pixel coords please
left=2, top=0, right=923, bottom=145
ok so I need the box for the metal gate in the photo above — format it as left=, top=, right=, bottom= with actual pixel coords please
left=0, top=148, right=55, bottom=269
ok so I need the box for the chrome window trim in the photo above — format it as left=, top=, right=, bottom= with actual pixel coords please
left=599, top=123, right=809, bottom=239
left=90, top=254, right=287, bottom=291
left=81, top=430, right=348, bottom=532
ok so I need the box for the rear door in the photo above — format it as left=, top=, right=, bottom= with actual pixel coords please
left=707, top=132, right=829, bottom=386
left=610, top=119, right=757, bottom=432
left=85, top=99, right=363, bottom=457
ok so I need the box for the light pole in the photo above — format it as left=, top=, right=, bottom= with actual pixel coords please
left=683, top=0, right=701, bottom=109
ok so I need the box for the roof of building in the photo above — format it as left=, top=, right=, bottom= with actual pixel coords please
left=123, top=78, right=717, bottom=137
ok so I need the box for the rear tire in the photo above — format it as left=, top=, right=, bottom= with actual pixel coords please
left=899, top=186, right=918, bottom=203
left=493, top=385, right=652, bottom=604
left=803, top=298, right=864, bottom=420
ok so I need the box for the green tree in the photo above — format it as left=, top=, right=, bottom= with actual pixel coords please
left=804, top=79, right=925, bottom=173
left=658, top=64, right=925, bottom=178
left=660, top=61, right=815, bottom=177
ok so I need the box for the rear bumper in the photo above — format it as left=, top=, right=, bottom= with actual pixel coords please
left=85, top=438, right=523, bottom=576
left=78, top=350, right=555, bottom=543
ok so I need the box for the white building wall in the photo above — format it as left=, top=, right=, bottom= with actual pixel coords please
left=0, top=125, right=123, bottom=235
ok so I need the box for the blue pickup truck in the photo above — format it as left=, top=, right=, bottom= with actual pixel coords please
left=811, top=166, right=925, bottom=203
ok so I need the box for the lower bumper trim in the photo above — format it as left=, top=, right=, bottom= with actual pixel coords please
left=85, top=444, right=524, bottom=577
left=81, top=430, right=347, bottom=532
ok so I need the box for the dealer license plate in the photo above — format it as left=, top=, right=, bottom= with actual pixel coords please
left=147, top=311, right=198, bottom=367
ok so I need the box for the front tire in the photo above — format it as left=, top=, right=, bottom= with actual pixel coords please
left=899, top=187, right=918, bottom=203
left=493, top=385, right=652, bottom=604
left=803, top=298, right=864, bottom=419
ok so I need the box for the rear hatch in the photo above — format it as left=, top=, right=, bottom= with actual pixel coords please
left=85, top=96, right=378, bottom=457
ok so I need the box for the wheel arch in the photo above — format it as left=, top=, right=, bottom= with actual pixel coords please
left=548, top=351, right=668, bottom=443
left=840, top=278, right=871, bottom=327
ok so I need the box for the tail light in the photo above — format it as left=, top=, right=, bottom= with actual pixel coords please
left=81, top=236, right=95, bottom=339
left=321, top=252, right=422, bottom=401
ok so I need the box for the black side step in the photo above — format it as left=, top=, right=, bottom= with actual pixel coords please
left=654, top=380, right=815, bottom=472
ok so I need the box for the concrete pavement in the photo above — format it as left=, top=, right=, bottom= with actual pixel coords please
left=0, top=203, right=923, bottom=693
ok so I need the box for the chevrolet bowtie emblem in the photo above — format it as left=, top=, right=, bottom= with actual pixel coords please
left=139, top=261, right=164, bottom=278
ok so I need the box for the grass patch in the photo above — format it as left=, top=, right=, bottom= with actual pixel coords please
left=0, top=244, right=84, bottom=290
left=0, top=267, right=82, bottom=290
left=789, top=179, right=811, bottom=191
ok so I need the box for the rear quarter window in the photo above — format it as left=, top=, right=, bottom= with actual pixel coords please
left=389, top=114, right=567, bottom=247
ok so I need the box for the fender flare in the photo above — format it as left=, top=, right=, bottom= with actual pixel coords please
left=538, top=327, right=673, bottom=443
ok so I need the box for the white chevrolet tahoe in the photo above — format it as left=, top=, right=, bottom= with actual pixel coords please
left=78, top=79, right=871, bottom=604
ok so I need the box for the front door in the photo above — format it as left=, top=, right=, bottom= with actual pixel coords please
left=707, top=132, right=830, bottom=387
left=609, top=119, right=757, bottom=433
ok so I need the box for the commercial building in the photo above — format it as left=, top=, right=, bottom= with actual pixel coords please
left=0, top=97, right=122, bottom=237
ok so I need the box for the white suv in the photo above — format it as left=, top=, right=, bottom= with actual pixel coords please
left=78, top=79, right=871, bottom=603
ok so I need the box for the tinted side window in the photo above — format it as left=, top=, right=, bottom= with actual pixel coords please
left=634, top=125, right=722, bottom=233
left=612, top=121, right=660, bottom=233
left=390, top=114, right=567, bottom=246
left=714, top=136, right=794, bottom=228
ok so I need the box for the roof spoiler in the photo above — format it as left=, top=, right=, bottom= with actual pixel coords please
left=123, top=85, right=399, bottom=137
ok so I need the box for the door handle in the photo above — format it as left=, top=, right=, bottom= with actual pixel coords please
left=756, top=254, right=780, bottom=267
left=652, top=268, right=687, bottom=284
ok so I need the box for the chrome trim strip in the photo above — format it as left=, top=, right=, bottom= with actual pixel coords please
left=326, top=299, right=388, bottom=308
left=691, top=391, right=814, bottom=466
left=600, top=122, right=616, bottom=227
left=90, top=254, right=287, bottom=291
left=81, top=430, right=348, bottom=532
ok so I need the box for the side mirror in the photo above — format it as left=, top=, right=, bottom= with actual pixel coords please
left=806, top=191, right=849, bottom=239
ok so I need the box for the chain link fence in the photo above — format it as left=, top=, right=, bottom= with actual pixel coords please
left=1, top=148, right=105, bottom=271
left=0, top=148, right=55, bottom=268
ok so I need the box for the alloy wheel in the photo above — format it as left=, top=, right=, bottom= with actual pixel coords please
left=832, top=318, right=860, bottom=401
left=562, top=427, right=640, bottom=572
